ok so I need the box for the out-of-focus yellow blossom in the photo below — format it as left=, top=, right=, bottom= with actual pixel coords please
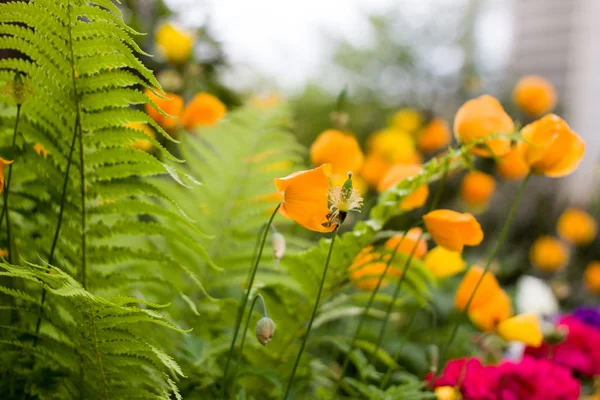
left=181, top=92, right=227, bottom=130
left=584, top=261, right=600, bottom=294
left=127, top=123, right=155, bottom=152
left=460, top=171, right=496, bottom=208
left=366, top=128, right=418, bottom=163
left=512, top=75, right=557, bottom=117
left=423, top=246, right=466, bottom=278
left=435, top=386, right=461, bottom=400
left=454, top=95, right=513, bottom=158
left=496, top=313, right=543, bottom=347
left=155, top=23, right=194, bottom=64
left=556, top=208, right=597, bottom=246
left=0, top=249, right=7, bottom=259
left=529, top=235, right=569, bottom=272
left=377, top=164, right=429, bottom=211
left=496, top=146, right=530, bottom=181
left=250, top=93, right=282, bottom=109
left=33, top=143, right=48, bottom=158
left=310, top=129, right=364, bottom=176
left=390, top=108, right=423, bottom=133
left=517, top=114, right=584, bottom=178
left=417, top=117, right=451, bottom=153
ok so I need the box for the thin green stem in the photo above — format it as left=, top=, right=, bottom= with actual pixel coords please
left=221, top=203, right=280, bottom=398
left=232, top=294, right=267, bottom=390
left=436, top=173, right=531, bottom=375
left=1, top=104, right=21, bottom=248
left=78, top=121, right=87, bottom=289
left=283, top=227, right=339, bottom=400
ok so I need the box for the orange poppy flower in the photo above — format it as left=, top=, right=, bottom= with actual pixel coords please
left=33, top=143, right=49, bottom=158
left=0, top=157, right=14, bottom=194
left=512, top=75, right=557, bottom=117
left=423, top=210, right=483, bottom=252
left=377, top=164, right=429, bottom=211
left=496, top=313, right=543, bottom=347
left=310, top=129, right=364, bottom=176
left=274, top=164, right=335, bottom=232
left=348, top=247, right=402, bottom=290
left=0, top=248, right=7, bottom=258
left=529, top=235, right=569, bottom=272
left=454, top=95, right=514, bottom=157
left=366, top=128, right=419, bottom=164
left=126, top=123, right=156, bottom=152
left=384, top=228, right=428, bottom=259
left=181, top=92, right=227, bottom=130
left=496, top=146, right=530, bottom=181
left=359, top=152, right=392, bottom=188
left=460, top=171, right=496, bottom=207
left=145, top=89, right=183, bottom=132
left=469, top=289, right=512, bottom=332
left=455, top=266, right=502, bottom=312
left=584, top=261, right=600, bottom=294
left=423, top=246, right=466, bottom=278
left=417, top=117, right=451, bottom=153
left=557, top=208, right=597, bottom=246
left=155, top=23, right=194, bottom=65
left=517, top=114, right=585, bottom=177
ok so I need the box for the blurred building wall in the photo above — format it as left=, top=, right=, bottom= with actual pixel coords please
left=511, top=0, right=600, bottom=204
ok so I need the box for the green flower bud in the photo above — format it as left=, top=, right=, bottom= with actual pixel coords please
left=255, top=317, right=276, bottom=346
left=271, top=231, right=286, bottom=260
left=544, top=325, right=568, bottom=345
left=426, top=344, right=439, bottom=375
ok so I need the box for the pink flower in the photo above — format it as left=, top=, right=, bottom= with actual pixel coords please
left=429, top=356, right=580, bottom=400
left=526, top=316, right=600, bottom=377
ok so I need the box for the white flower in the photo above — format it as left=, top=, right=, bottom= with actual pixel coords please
left=516, top=275, right=559, bottom=334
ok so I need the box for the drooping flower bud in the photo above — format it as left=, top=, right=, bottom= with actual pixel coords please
left=271, top=231, right=286, bottom=260
left=426, top=344, right=439, bottom=375
left=255, top=317, right=276, bottom=346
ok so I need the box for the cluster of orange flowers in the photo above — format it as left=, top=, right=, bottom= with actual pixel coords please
left=529, top=207, right=599, bottom=294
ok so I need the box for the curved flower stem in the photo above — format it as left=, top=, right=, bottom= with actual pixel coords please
left=232, top=294, right=267, bottom=389
left=283, top=227, right=339, bottom=400
left=221, top=203, right=280, bottom=398
left=436, top=173, right=531, bottom=378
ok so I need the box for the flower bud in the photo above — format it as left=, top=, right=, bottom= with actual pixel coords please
left=545, top=325, right=568, bottom=345
left=255, top=317, right=276, bottom=346
left=271, top=231, right=286, bottom=260
left=426, top=344, right=439, bottom=375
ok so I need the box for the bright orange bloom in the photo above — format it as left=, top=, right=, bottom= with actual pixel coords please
left=460, top=171, right=496, bottom=207
left=0, top=248, right=7, bottom=258
left=496, top=313, right=543, bottom=347
left=512, top=75, right=557, bottom=117
left=377, top=164, right=429, bottom=211
left=366, top=128, right=419, bottom=164
left=496, top=146, right=530, bottom=181
left=529, top=235, right=569, bottom=272
left=517, top=114, right=585, bottom=177
left=348, top=247, right=402, bottom=290
left=423, top=246, right=466, bottom=278
left=181, top=93, right=226, bottom=130
left=417, top=117, right=451, bottom=153
left=453, top=95, right=514, bottom=157
left=155, top=23, right=194, bottom=64
left=127, top=123, right=156, bottom=152
left=384, top=228, right=427, bottom=259
left=310, top=129, right=364, bottom=176
left=274, top=164, right=334, bottom=232
left=470, top=289, right=512, bottom=332
left=557, top=208, right=597, bottom=246
left=33, top=143, right=48, bottom=158
left=359, top=153, right=392, bottom=188
left=0, top=157, right=14, bottom=194
left=145, top=89, right=183, bottom=132
left=423, top=210, right=483, bottom=252
left=390, top=108, right=423, bottom=133
left=584, top=261, right=600, bottom=294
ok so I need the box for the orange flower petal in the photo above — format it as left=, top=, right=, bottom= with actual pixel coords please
left=310, top=129, right=364, bottom=176
left=496, top=146, right=530, bottom=181
left=460, top=171, right=496, bottom=207
left=384, top=228, right=428, bottom=259
left=378, top=164, right=429, bottom=211
left=274, top=164, right=334, bottom=232
left=423, top=210, right=483, bottom=252
left=423, top=246, right=466, bottom=279
left=557, top=208, right=597, bottom=246
left=145, top=89, right=183, bottom=132
left=181, top=92, right=226, bottom=130
left=417, top=117, right=451, bottom=153
left=512, top=75, right=557, bottom=117
left=455, top=266, right=502, bottom=313
left=584, top=261, right=600, bottom=294
left=360, top=153, right=392, bottom=188
left=469, top=289, right=512, bottom=332
left=529, top=235, right=569, bottom=272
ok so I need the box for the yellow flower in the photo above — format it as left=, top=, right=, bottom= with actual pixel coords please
left=390, top=108, right=423, bottom=133
left=517, top=114, right=585, bottom=178
left=417, top=117, right=451, bottom=153
left=423, top=210, right=483, bottom=252
left=384, top=228, right=428, bottom=259
left=454, top=95, right=513, bottom=158
left=460, top=171, right=496, bottom=208
left=557, top=208, right=597, bottom=246
left=435, top=386, right=461, bottom=400
left=145, top=89, right=183, bottom=132
left=512, top=75, right=557, bottom=117
left=496, top=146, right=530, bottom=181
left=310, top=129, right=364, bottom=176
left=529, top=235, right=569, bottom=272
left=155, top=23, right=194, bottom=64
left=377, top=164, right=429, bottom=211
left=181, top=92, right=226, bottom=131
left=584, top=261, right=600, bottom=294
left=0, top=157, right=14, bottom=194
left=274, top=164, right=340, bottom=232
left=423, top=246, right=466, bottom=278
left=126, top=123, right=156, bottom=152
left=0, top=248, right=7, bottom=259
left=496, top=313, right=543, bottom=347
left=367, top=128, right=418, bottom=163
left=33, top=143, right=49, bottom=158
